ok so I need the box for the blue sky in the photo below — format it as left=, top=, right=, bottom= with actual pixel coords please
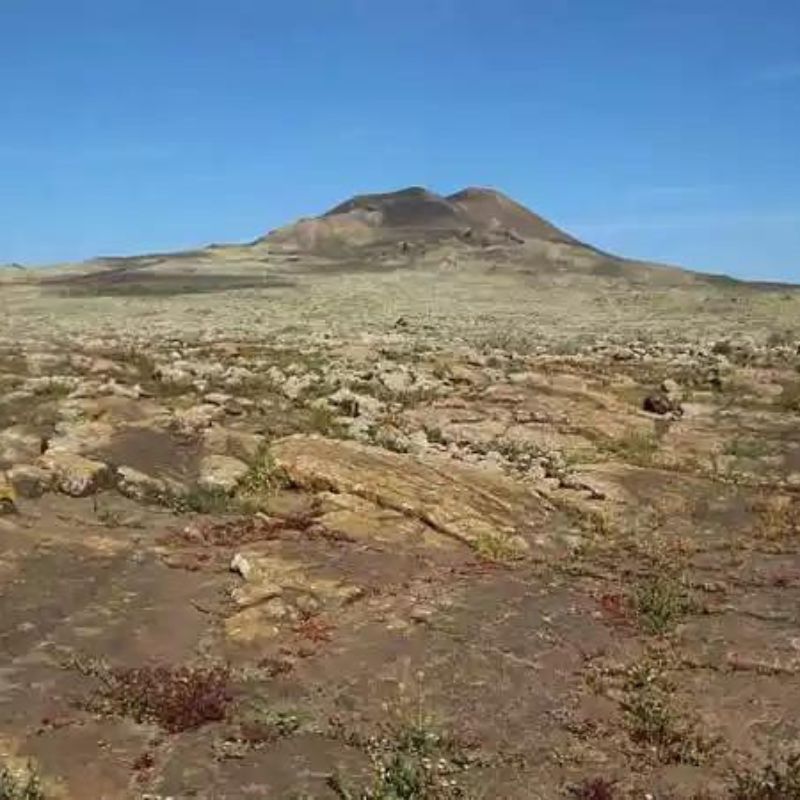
left=1, top=0, right=799, bottom=281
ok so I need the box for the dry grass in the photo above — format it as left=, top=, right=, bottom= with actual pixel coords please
left=750, top=493, right=800, bottom=540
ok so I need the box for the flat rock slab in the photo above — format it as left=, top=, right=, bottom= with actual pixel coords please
left=270, top=435, right=548, bottom=550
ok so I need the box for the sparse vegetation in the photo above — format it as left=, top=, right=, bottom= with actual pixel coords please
left=621, top=658, right=716, bottom=765
left=166, top=484, right=235, bottom=515
left=730, top=753, right=800, bottom=799
left=724, top=437, right=773, bottom=460
left=603, top=429, right=659, bottom=467
left=424, top=425, right=447, bottom=445
left=238, top=704, right=303, bottom=743
left=93, top=501, right=125, bottom=527
left=632, top=573, right=696, bottom=635
left=326, top=668, right=483, bottom=800
left=766, top=329, right=797, bottom=348
left=327, top=722, right=474, bottom=800
left=473, top=531, right=521, bottom=562
left=0, top=763, right=45, bottom=800
left=237, top=448, right=289, bottom=498
left=748, top=492, right=800, bottom=539
left=217, top=701, right=305, bottom=759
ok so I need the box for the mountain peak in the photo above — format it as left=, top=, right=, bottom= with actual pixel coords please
left=322, top=186, right=465, bottom=230
left=447, top=186, right=506, bottom=201
left=264, top=184, right=578, bottom=250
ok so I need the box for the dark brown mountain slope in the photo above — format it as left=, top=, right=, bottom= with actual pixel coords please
left=447, top=186, right=579, bottom=244
left=262, top=185, right=581, bottom=252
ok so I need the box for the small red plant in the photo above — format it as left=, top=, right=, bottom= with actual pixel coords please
left=88, top=664, right=232, bottom=733
left=597, top=592, right=630, bottom=623
left=132, top=751, right=155, bottom=772
left=293, top=615, right=334, bottom=643
left=573, top=777, right=617, bottom=800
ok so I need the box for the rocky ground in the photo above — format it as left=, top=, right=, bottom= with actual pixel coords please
left=1, top=262, right=800, bottom=799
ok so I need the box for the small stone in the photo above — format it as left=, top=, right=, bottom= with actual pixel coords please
left=661, top=378, right=681, bottom=399
left=100, top=380, right=141, bottom=399
left=203, top=392, right=232, bottom=406
left=87, top=357, right=124, bottom=376
left=231, top=552, right=255, bottom=580
left=409, top=605, right=435, bottom=624
left=282, top=374, right=316, bottom=401
left=222, top=366, right=255, bottom=389
left=294, top=592, right=322, bottom=616
left=260, top=596, right=294, bottom=621
left=406, top=430, right=430, bottom=454
left=154, top=365, right=194, bottom=388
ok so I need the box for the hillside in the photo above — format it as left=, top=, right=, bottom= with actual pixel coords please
left=263, top=185, right=610, bottom=259
left=5, top=187, right=796, bottom=297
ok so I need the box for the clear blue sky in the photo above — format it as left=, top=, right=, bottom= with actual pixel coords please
left=1, top=0, right=799, bottom=281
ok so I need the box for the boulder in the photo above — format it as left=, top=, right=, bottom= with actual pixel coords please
left=202, top=426, right=265, bottom=462
left=174, top=404, right=225, bottom=434
left=38, top=452, right=113, bottom=497
left=116, top=466, right=167, bottom=502
left=0, top=426, right=45, bottom=465
left=198, top=454, right=249, bottom=493
left=154, top=364, right=194, bottom=388
left=270, top=435, right=547, bottom=551
left=661, top=378, right=682, bottom=400
left=222, top=366, right=256, bottom=389
left=0, top=473, right=17, bottom=514
left=26, top=352, right=69, bottom=375
left=643, top=392, right=682, bottom=416
left=326, top=388, right=383, bottom=418
left=99, top=380, right=142, bottom=400
left=225, top=552, right=362, bottom=645
left=86, top=356, right=125, bottom=376
left=7, top=464, right=52, bottom=498
left=380, top=368, right=414, bottom=394
left=45, top=420, right=115, bottom=456
left=282, top=374, right=316, bottom=401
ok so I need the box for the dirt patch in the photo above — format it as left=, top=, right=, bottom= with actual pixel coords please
left=42, top=271, right=295, bottom=298
left=90, top=427, right=202, bottom=482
